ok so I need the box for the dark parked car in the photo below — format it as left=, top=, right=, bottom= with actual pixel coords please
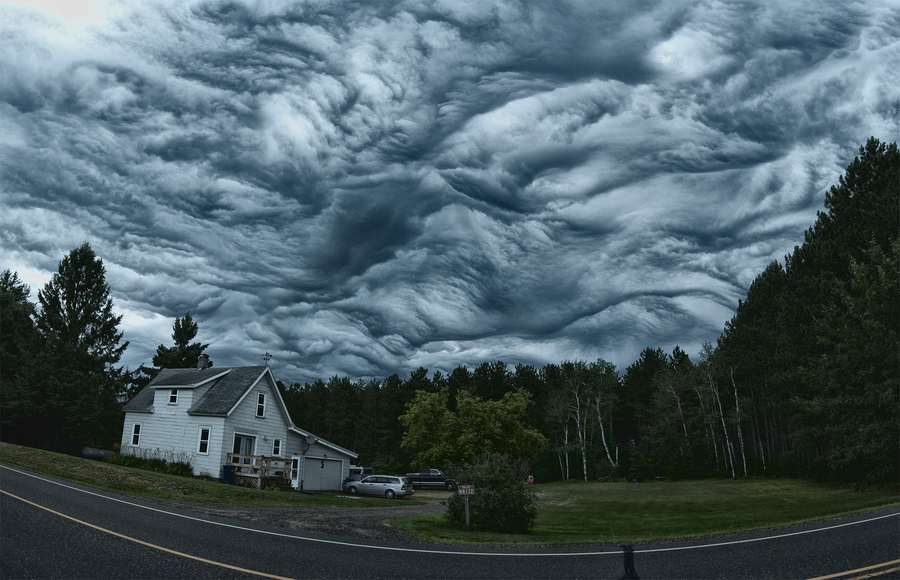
left=343, top=475, right=414, bottom=499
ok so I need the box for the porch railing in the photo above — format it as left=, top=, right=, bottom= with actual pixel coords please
left=226, top=453, right=292, bottom=489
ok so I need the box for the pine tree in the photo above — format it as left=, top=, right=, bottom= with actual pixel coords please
left=0, top=271, right=41, bottom=445
left=34, top=243, right=129, bottom=449
left=152, top=312, right=210, bottom=370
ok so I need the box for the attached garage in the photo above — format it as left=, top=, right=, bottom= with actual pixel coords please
left=302, top=457, right=343, bottom=490
left=287, top=427, right=356, bottom=491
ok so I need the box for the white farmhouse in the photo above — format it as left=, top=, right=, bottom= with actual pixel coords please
left=120, top=354, right=357, bottom=490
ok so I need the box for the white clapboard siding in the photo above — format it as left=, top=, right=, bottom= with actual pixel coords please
left=121, top=366, right=357, bottom=482
left=222, top=373, right=291, bottom=471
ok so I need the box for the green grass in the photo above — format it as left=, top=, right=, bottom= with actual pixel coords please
left=391, top=478, right=899, bottom=544
left=4, top=442, right=895, bottom=544
left=0, top=442, right=421, bottom=508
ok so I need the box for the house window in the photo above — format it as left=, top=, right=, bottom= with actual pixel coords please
left=169, top=389, right=178, bottom=404
left=131, top=422, right=142, bottom=446
left=256, top=392, right=266, bottom=418
left=272, top=438, right=281, bottom=457
left=198, top=427, right=211, bottom=455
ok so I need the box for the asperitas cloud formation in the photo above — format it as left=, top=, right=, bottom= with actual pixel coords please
left=2, top=0, right=898, bottom=384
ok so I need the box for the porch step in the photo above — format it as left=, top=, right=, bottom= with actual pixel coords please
left=269, top=477, right=295, bottom=492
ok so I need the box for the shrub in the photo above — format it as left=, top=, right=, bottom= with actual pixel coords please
left=443, top=454, right=538, bottom=534
left=166, top=460, right=194, bottom=477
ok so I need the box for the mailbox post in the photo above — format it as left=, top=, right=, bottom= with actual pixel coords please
left=457, top=485, right=475, bottom=527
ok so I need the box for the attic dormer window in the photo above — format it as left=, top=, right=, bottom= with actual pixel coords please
left=169, top=389, right=178, bottom=405
left=256, top=392, right=266, bottom=418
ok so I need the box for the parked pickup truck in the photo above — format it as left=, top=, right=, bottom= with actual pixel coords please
left=406, top=468, right=457, bottom=490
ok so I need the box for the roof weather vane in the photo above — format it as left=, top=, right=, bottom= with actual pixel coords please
left=263, top=352, right=272, bottom=366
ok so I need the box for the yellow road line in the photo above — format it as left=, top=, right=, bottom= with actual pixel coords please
left=807, top=559, right=900, bottom=580
left=0, top=489, right=295, bottom=580
left=846, top=566, right=900, bottom=579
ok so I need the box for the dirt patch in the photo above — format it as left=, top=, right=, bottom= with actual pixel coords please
left=151, top=492, right=449, bottom=541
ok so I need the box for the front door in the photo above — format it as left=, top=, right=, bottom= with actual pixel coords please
left=233, top=434, right=256, bottom=465
left=290, top=457, right=300, bottom=489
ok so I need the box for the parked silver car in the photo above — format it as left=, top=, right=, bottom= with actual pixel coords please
left=343, top=475, right=414, bottom=499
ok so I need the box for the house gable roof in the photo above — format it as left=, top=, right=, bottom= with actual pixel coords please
left=123, top=367, right=290, bottom=422
left=147, top=368, right=231, bottom=388
left=190, top=366, right=280, bottom=417
left=122, top=367, right=234, bottom=413
left=289, top=425, right=358, bottom=458
left=121, top=365, right=356, bottom=459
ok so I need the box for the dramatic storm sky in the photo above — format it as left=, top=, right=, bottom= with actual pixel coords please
left=2, top=0, right=898, bottom=385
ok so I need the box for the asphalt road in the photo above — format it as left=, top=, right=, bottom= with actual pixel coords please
left=1, top=464, right=897, bottom=580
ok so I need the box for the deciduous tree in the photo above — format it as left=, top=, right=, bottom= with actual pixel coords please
left=400, top=388, right=546, bottom=468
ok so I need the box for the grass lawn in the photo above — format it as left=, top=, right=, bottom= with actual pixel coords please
left=0, top=442, right=420, bottom=508
left=391, top=478, right=899, bottom=544
left=4, top=442, right=895, bottom=544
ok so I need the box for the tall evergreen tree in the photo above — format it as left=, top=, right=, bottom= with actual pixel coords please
left=152, top=312, right=210, bottom=370
left=0, top=271, right=41, bottom=445
left=716, top=138, right=898, bottom=483
left=621, top=347, right=669, bottom=446
left=34, top=243, right=129, bottom=450
left=800, top=240, right=900, bottom=487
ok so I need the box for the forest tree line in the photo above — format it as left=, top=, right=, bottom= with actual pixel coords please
left=2, top=138, right=896, bottom=486
left=281, top=138, right=898, bottom=487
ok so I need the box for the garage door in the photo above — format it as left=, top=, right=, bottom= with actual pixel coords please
left=303, top=457, right=342, bottom=490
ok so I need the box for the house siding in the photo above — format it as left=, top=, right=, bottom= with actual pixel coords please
left=120, top=387, right=216, bottom=470
left=119, top=366, right=356, bottom=484
left=190, top=418, right=227, bottom=477
left=218, top=374, right=292, bottom=477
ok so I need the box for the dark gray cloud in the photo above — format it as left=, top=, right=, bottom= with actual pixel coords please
left=2, top=0, right=898, bottom=384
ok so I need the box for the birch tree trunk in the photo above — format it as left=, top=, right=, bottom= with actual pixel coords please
left=593, top=393, right=617, bottom=468
left=709, top=371, right=735, bottom=478
left=563, top=362, right=591, bottom=482
left=730, top=368, right=748, bottom=477
left=575, top=407, right=588, bottom=482
left=696, top=386, right=720, bottom=471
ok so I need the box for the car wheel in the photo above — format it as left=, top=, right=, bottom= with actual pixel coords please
left=385, top=489, right=395, bottom=499
left=445, top=481, right=456, bottom=491
left=348, top=486, right=358, bottom=495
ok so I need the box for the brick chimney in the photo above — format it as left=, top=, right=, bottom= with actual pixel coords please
left=197, top=354, right=209, bottom=370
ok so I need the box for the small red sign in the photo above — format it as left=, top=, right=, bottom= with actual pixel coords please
left=458, top=485, right=474, bottom=495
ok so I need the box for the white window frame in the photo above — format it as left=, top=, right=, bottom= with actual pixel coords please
left=131, top=422, right=142, bottom=446
left=169, top=389, right=178, bottom=405
left=197, top=426, right=211, bottom=455
left=256, top=392, right=267, bottom=418
left=272, top=438, right=281, bottom=457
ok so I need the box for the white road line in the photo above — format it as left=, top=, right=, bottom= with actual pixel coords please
left=0, top=489, right=295, bottom=580
left=1, top=464, right=897, bottom=557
